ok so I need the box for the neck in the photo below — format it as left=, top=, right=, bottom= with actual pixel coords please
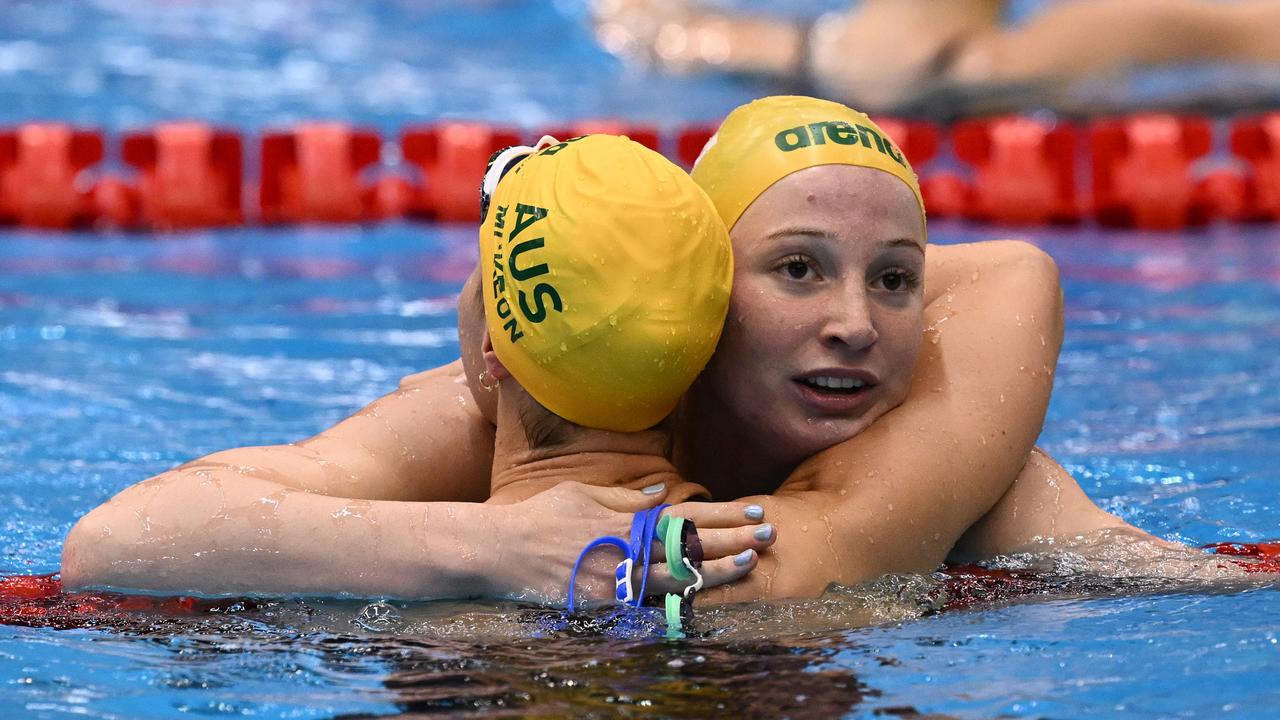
left=488, top=389, right=705, bottom=505
left=673, top=387, right=799, bottom=500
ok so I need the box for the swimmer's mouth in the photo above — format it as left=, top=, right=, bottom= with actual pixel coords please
left=796, top=375, right=875, bottom=395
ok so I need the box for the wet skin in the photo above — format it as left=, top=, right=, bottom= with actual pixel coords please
left=66, top=167, right=1152, bottom=600
left=678, top=165, right=927, bottom=497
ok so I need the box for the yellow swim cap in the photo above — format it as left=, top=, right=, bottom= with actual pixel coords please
left=479, top=135, right=732, bottom=432
left=691, top=95, right=925, bottom=231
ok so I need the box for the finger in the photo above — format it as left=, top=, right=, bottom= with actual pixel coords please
left=571, top=481, right=668, bottom=513
left=694, top=523, right=776, bottom=561
left=669, top=500, right=767, bottom=529
left=643, top=550, right=757, bottom=595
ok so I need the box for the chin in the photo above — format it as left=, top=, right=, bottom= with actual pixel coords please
left=778, top=397, right=901, bottom=453
left=774, top=412, right=879, bottom=464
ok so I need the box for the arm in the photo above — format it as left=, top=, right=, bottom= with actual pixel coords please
left=591, top=0, right=1003, bottom=110
left=62, top=468, right=769, bottom=601
left=948, top=447, right=1166, bottom=563
left=62, top=470, right=513, bottom=598
left=63, top=472, right=756, bottom=601
left=62, top=359, right=498, bottom=591
left=949, top=0, right=1280, bottom=87
left=698, top=239, right=1063, bottom=600
left=948, top=449, right=1277, bottom=585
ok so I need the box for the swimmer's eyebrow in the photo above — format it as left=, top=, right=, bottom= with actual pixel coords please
left=764, top=227, right=831, bottom=242
left=764, top=229, right=924, bottom=253
left=881, top=238, right=925, bottom=253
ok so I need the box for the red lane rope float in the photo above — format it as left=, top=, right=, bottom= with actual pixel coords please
left=1091, top=114, right=1215, bottom=230
left=401, top=122, right=522, bottom=223
left=260, top=122, right=383, bottom=224
left=121, top=122, right=244, bottom=230
left=1231, top=114, right=1280, bottom=221
left=0, top=124, right=102, bottom=229
left=675, top=124, right=716, bottom=168
left=953, top=116, right=1080, bottom=225
left=4, top=113, right=1280, bottom=232
left=1202, top=542, right=1280, bottom=574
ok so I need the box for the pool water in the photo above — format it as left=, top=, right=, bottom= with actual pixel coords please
left=2, top=221, right=1277, bottom=718
left=3, top=1, right=1280, bottom=718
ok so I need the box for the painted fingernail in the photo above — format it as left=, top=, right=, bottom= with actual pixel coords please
left=734, top=549, right=755, bottom=566
left=642, top=483, right=665, bottom=495
left=754, top=524, right=774, bottom=541
left=744, top=504, right=764, bottom=520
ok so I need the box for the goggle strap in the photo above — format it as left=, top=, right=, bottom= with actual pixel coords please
left=565, top=535, right=631, bottom=613
left=479, top=135, right=562, bottom=220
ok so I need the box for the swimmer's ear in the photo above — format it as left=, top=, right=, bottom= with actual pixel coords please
left=481, top=330, right=512, bottom=381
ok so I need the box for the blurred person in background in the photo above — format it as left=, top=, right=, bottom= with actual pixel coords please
left=592, top=0, right=1280, bottom=113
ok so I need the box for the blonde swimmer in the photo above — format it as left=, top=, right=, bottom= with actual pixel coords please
left=591, top=0, right=1280, bottom=113
left=679, top=97, right=1193, bottom=600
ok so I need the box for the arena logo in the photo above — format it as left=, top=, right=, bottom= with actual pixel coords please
left=489, top=202, right=564, bottom=343
left=774, top=120, right=906, bottom=167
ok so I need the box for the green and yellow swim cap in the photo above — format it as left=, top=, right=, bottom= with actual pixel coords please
left=691, top=95, right=925, bottom=231
left=479, top=134, right=732, bottom=433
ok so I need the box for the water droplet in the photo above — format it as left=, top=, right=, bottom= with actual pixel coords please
left=354, top=602, right=402, bottom=632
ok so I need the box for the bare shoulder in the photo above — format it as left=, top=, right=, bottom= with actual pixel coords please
left=396, top=360, right=465, bottom=390
left=297, top=359, right=496, bottom=502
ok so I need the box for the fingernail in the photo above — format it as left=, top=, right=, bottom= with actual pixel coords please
left=753, top=524, right=774, bottom=542
left=642, top=483, right=665, bottom=495
left=744, top=504, right=764, bottom=520
left=734, top=549, right=754, bottom=566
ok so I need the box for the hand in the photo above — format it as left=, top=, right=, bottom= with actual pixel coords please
left=491, top=481, right=775, bottom=605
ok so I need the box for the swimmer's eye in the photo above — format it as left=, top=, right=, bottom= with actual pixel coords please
left=775, top=254, right=820, bottom=281
left=875, top=268, right=921, bottom=292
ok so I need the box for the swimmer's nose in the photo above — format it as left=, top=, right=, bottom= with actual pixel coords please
left=821, top=282, right=878, bottom=352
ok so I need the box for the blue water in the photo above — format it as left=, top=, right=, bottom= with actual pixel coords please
left=3, top=1, right=1280, bottom=718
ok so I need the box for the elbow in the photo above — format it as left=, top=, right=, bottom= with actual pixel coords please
left=996, top=239, right=1064, bottom=340
left=990, top=239, right=1060, bottom=285
left=60, top=508, right=115, bottom=590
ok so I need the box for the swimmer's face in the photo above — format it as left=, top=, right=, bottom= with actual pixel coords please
left=699, top=164, right=926, bottom=464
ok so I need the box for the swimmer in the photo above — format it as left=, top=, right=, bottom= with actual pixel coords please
left=472, top=134, right=763, bottom=601
left=592, top=0, right=1280, bottom=112
left=58, top=135, right=770, bottom=605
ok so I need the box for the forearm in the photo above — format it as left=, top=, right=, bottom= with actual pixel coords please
left=61, top=467, right=504, bottom=599
left=954, top=0, right=1280, bottom=85
left=697, top=491, right=877, bottom=601
left=949, top=447, right=1165, bottom=563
